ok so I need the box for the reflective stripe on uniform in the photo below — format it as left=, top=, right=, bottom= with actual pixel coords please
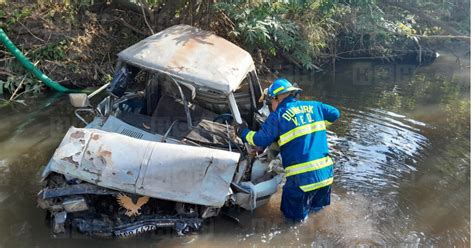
left=299, top=177, right=333, bottom=192
left=278, top=121, right=326, bottom=146
left=245, top=131, right=256, bottom=146
left=284, top=156, right=333, bottom=177
left=273, top=86, right=285, bottom=95
left=324, top=120, right=333, bottom=127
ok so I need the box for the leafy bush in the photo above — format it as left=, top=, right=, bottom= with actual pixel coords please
left=0, top=75, right=42, bottom=97
left=30, top=40, right=69, bottom=61
left=215, top=1, right=314, bottom=69
left=0, top=5, right=32, bottom=29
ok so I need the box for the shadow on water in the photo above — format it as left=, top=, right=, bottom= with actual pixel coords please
left=0, top=48, right=470, bottom=247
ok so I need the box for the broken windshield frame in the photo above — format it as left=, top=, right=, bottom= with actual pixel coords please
left=110, top=60, right=260, bottom=125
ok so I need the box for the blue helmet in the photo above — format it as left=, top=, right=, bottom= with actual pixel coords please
left=267, top=78, right=302, bottom=98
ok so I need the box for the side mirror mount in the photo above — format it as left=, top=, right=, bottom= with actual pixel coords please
left=69, top=93, right=91, bottom=108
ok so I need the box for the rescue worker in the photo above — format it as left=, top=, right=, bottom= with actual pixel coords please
left=236, top=78, right=340, bottom=221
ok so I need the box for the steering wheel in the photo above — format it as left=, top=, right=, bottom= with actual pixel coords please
left=213, top=113, right=234, bottom=124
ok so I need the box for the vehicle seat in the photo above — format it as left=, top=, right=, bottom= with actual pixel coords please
left=152, top=94, right=216, bottom=120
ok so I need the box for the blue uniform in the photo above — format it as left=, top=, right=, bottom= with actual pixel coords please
left=240, top=96, right=340, bottom=220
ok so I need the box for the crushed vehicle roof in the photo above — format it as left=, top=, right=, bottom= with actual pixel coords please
left=118, top=25, right=255, bottom=94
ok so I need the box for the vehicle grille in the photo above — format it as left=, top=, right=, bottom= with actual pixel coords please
left=120, top=128, right=144, bottom=139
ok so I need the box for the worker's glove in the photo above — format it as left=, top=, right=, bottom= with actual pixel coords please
left=267, top=141, right=280, bottom=161
left=233, top=121, right=248, bottom=139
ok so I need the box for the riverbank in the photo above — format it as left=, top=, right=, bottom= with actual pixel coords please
left=0, top=1, right=470, bottom=95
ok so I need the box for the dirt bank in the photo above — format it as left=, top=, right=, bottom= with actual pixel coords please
left=0, top=1, right=468, bottom=94
left=0, top=3, right=160, bottom=89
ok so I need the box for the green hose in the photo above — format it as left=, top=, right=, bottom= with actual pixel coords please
left=0, top=28, right=80, bottom=93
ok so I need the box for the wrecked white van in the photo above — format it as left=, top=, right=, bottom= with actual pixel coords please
left=37, top=25, right=283, bottom=237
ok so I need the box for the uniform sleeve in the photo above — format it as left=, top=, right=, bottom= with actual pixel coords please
left=240, top=112, right=280, bottom=148
left=320, top=103, right=340, bottom=126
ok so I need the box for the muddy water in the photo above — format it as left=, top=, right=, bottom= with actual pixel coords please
left=0, top=47, right=470, bottom=247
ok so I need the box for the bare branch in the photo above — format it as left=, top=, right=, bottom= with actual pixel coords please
left=139, top=0, right=154, bottom=35
left=9, top=75, right=27, bottom=101
left=18, top=22, right=45, bottom=43
left=117, top=18, right=149, bottom=36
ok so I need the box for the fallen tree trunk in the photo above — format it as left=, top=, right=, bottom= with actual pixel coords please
left=416, top=35, right=470, bottom=42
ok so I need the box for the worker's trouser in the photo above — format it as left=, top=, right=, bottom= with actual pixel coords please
left=280, top=185, right=331, bottom=221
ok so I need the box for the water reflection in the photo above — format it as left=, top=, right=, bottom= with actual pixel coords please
left=329, top=106, right=430, bottom=192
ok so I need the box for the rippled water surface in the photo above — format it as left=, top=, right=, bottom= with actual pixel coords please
left=0, top=48, right=470, bottom=247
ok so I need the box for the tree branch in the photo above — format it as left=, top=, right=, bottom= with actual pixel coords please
left=416, top=35, right=470, bottom=42
left=139, top=0, right=154, bottom=34
left=117, top=18, right=150, bottom=36
left=386, top=1, right=465, bottom=37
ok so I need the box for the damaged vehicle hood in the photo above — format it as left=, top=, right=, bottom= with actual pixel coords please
left=46, top=127, right=240, bottom=207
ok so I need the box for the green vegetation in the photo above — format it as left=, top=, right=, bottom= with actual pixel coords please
left=0, top=0, right=470, bottom=97
left=215, top=0, right=469, bottom=69
left=0, top=75, right=42, bottom=101
left=215, top=2, right=316, bottom=68
left=30, top=40, right=69, bottom=61
left=0, top=6, right=33, bottom=27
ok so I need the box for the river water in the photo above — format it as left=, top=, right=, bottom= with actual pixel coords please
left=0, top=47, right=470, bottom=247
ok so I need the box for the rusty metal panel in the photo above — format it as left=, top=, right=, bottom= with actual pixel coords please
left=49, top=127, right=239, bottom=207
left=118, top=25, right=255, bottom=94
